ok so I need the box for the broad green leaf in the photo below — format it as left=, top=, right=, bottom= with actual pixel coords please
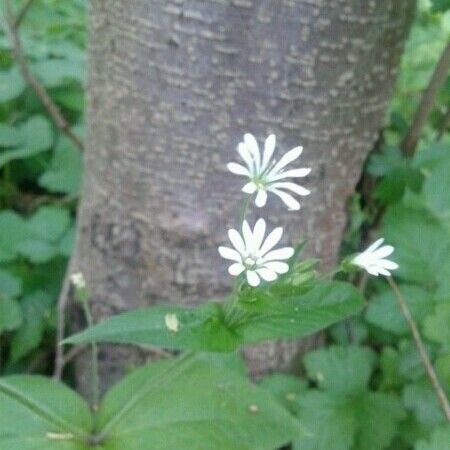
left=0, top=211, right=29, bottom=262
left=402, top=381, right=447, bottom=427
left=32, top=59, right=85, bottom=87
left=39, top=137, right=83, bottom=194
left=352, top=392, right=405, bottom=450
left=382, top=205, right=450, bottom=285
left=329, top=317, right=368, bottom=345
left=415, top=426, right=450, bottom=450
left=423, top=158, right=450, bottom=222
left=97, top=356, right=302, bottom=450
left=27, top=206, right=71, bottom=243
left=65, top=302, right=240, bottom=352
left=16, top=240, right=58, bottom=264
left=234, top=281, right=364, bottom=344
left=423, top=301, right=450, bottom=345
left=259, top=373, right=307, bottom=414
left=303, top=345, right=376, bottom=394
left=0, top=67, right=25, bottom=102
left=293, top=391, right=357, bottom=450
left=365, top=285, right=434, bottom=335
left=10, top=291, right=54, bottom=362
left=65, top=281, right=363, bottom=352
left=0, top=375, right=91, bottom=449
left=0, top=116, right=53, bottom=169
left=0, top=124, right=21, bottom=147
left=0, top=269, right=22, bottom=299
left=58, top=226, right=76, bottom=256
left=0, top=298, right=22, bottom=333
left=436, top=352, right=450, bottom=387
left=431, top=0, right=450, bottom=12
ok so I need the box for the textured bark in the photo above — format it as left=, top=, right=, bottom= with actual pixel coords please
left=74, top=0, right=414, bottom=399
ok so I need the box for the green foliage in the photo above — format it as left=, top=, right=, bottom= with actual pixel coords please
left=0, top=356, right=301, bottom=450
left=0, top=0, right=84, bottom=374
left=64, top=281, right=363, bottom=351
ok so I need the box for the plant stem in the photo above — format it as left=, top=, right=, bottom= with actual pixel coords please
left=81, top=300, right=100, bottom=411
left=386, top=276, right=450, bottom=422
left=401, top=40, right=450, bottom=155
left=239, top=194, right=251, bottom=227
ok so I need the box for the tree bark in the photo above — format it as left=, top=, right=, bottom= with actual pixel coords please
left=73, top=0, right=414, bottom=399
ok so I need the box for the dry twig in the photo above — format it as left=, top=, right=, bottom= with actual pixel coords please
left=386, top=276, right=450, bottom=422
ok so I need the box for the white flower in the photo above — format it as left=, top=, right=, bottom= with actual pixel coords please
left=218, top=218, right=294, bottom=287
left=70, top=272, right=86, bottom=289
left=352, top=238, right=399, bottom=277
left=227, top=133, right=311, bottom=210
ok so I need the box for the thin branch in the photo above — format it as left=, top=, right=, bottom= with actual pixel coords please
left=401, top=40, right=450, bottom=155
left=12, top=0, right=34, bottom=29
left=3, top=0, right=84, bottom=152
left=62, top=344, right=88, bottom=367
left=386, top=276, right=450, bottom=422
left=53, top=264, right=73, bottom=380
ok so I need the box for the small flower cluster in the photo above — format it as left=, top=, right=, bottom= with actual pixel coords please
left=219, top=132, right=398, bottom=287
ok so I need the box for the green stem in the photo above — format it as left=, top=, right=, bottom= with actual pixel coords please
left=81, top=301, right=100, bottom=411
left=239, top=194, right=251, bottom=227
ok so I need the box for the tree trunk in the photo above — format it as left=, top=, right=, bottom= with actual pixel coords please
left=73, top=0, right=414, bottom=399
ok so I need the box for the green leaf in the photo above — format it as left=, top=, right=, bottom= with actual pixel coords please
left=415, top=426, right=450, bottom=450
left=10, top=291, right=54, bottom=362
left=27, top=206, right=71, bottom=243
left=423, top=158, right=450, bottom=222
left=402, top=381, right=447, bottom=427
left=352, top=392, right=405, bottom=450
left=235, top=281, right=364, bottom=344
left=0, top=67, right=25, bottom=102
left=303, top=345, right=376, bottom=394
left=39, top=137, right=83, bottom=194
left=65, top=281, right=363, bottom=352
left=259, top=373, right=307, bottom=414
left=365, top=285, right=434, bottom=335
left=0, top=116, right=53, bottom=169
left=431, top=0, right=450, bottom=13
left=0, top=269, right=22, bottom=299
left=0, top=211, right=29, bottom=262
left=16, top=240, right=58, bottom=264
left=293, top=391, right=357, bottom=450
left=0, top=124, right=21, bottom=147
left=382, top=205, right=450, bottom=285
left=32, top=59, right=85, bottom=87
left=65, top=302, right=240, bottom=352
left=97, top=355, right=302, bottom=450
left=0, top=298, right=22, bottom=333
left=423, top=301, right=450, bottom=345
left=0, top=375, right=91, bottom=449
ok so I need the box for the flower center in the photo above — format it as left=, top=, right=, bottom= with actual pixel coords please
left=243, top=255, right=259, bottom=269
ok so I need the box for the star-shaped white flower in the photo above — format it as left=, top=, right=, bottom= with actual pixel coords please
left=227, top=133, right=311, bottom=210
left=218, top=218, right=294, bottom=287
left=352, top=238, right=399, bottom=277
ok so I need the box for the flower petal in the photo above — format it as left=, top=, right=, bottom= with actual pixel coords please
left=252, top=218, right=266, bottom=252
left=373, top=266, right=391, bottom=276
left=272, top=168, right=311, bottom=179
left=242, top=182, right=258, bottom=194
left=238, top=142, right=254, bottom=174
left=371, top=245, right=394, bottom=259
left=228, top=263, right=245, bottom=276
left=228, top=229, right=246, bottom=254
left=242, top=220, right=254, bottom=252
left=255, top=189, right=268, bottom=207
left=257, top=267, right=278, bottom=282
left=264, top=261, right=289, bottom=274
left=259, top=226, right=283, bottom=255
left=378, top=259, right=399, bottom=270
left=262, top=134, right=276, bottom=170
left=246, top=270, right=260, bottom=287
left=366, top=266, right=380, bottom=276
left=227, top=162, right=250, bottom=176
left=270, top=182, right=310, bottom=196
left=244, top=133, right=261, bottom=173
left=269, top=188, right=301, bottom=210
left=365, top=238, right=385, bottom=253
left=271, top=146, right=303, bottom=174
left=218, top=246, right=242, bottom=262
left=261, top=247, right=294, bottom=262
